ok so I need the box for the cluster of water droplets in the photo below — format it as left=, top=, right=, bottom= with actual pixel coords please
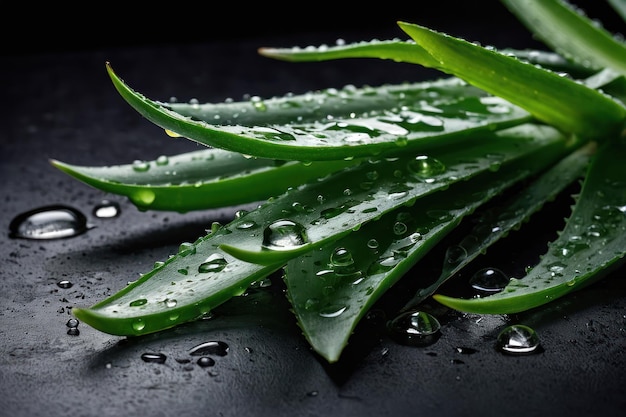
left=140, top=340, right=230, bottom=370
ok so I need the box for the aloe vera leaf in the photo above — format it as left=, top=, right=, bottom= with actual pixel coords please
left=500, top=0, right=626, bottom=76
left=396, top=21, right=626, bottom=141
left=72, top=223, right=285, bottom=336
left=220, top=124, right=574, bottom=266
left=257, top=39, right=439, bottom=66
left=70, top=124, right=567, bottom=337
left=401, top=141, right=594, bottom=311
left=50, top=148, right=357, bottom=212
left=260, top=39, right=592, bottom=78
left=433, top=140, right=626, bottom=314
left=106, top=62, right=533, bottom=161
left=284, top=136, right=568, bottom=363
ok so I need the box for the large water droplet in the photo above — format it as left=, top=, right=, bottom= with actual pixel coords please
left=9, top=205, right=90, bottom=240
left=188, top=341, right=229, bottom=356
left=262, top=219, right=308, bottom=250
left=198, top=253, right=228, bottom=273
left=387, top=310, right=441, bottom=346
left=407, top=155, right=446, bottom=182
left=496, top=324, right=541, bottom=355
left=469, top=267, right=510, bottom=294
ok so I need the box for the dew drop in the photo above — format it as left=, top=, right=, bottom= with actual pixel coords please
left=66, top=318, right=79, bottom=328
left=318, top=304, right=348, bottom=318
left=67, top=328, right=80, bottom=336
left=469, top=267, right=509, bottom=294
left=496, top=324, right=540, bottom=355
left=141, top=352, right=167, bottom=364
left=197, top=356, right=216, bottom=367
left=93, top=200, right=121, bottom=218
left=155, top=155, right=169, bottom=166
left=165, top=298, right=177, bottom=308
left=262, top=219, right=308, bottom=250
left=57, top=280, right=73, bottom=289
left=9, top=205, right=90, bottom=240
left=189, top=341, right=229, bottom=357
left=198, top=253, right=228, bottom=273
left=132, top=160, right=150, bottom=172
left=407, top=155, right=446, bottom=181
left=132, top=319, right=146, bottom=331
left=129, top=298, right=148, bottom=307
left=387, top=310, right=441, bottom=346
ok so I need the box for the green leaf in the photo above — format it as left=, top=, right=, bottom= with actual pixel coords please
left=219, top=124, right=574, bottom=266
left=501, top=0, right=626, bottom=76
left=284, top=132, right=576, bottom=362
left=72, top=224, right=284, bottom=336
left=51, top=148, right=357, bottom=212
left=396, top=21, right=626, bottom=141
left=106, top=62, right=533, bottom=161
left=401, top=141, right=594, bottom=311
left=434, top=139, right=626, bottom=314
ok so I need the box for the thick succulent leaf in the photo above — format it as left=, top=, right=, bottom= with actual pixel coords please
left=51, top=148, right=357, bottom=212
left=72, top=223, right=284, bottom=336
left=401, top=141, right=594, bottom=311
left=284, top=136, right=572, bottom=363
left=106, top=62, right=533, bottom=161
left=434, top=139, right=626, bottom=313
left=396, top=21, right=626, bottom=141
left=260, top=40, right=593, bottom=78
left=219, top=124, right=574, bottom=266
left=501, top=0, right=626, bottom=76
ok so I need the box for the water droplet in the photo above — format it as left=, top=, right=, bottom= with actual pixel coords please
left=66, top=318, right=79, bottom=328
left=496, top=324, right=540, bottom=355
left=387, top=310, right=441, bottom=346
left=57, top=280, right=73, bottom=289
left=198, top=253, right=228, bottom=273
left=189, top=341, right=229, bottom=356
left=407, top=155, right=446, bottom=181
left=141, top=352, right=167, bottom=364
left=130, top=298, right=148, bottom=307
left=165, top=298, right=177, bottom=308
left=93, top=200, right=121, bottom=218
left=197, top=356, right=215, bottom=367
left=155, top=155, right=169, bottom=166
left=262, top=219, right=308, bottom=250
left=132, top=319, right=146, bottom=331
left=318, top=304, right=348, bottom=318
left=9, top=205, right=90, bottom=240
left=67, top=328, right=80, bottom=336
left=469, top=267, right=510, bottom=294
left=178, top=242, right=196, bottom=257
left=132, top=160, right=150, bottom=172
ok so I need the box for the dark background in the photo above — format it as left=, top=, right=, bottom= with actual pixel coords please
left=5, top=1, right=624, bottom=55
left=2, top=2, right=625, bottom=417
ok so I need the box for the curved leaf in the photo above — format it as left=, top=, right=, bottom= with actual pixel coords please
left=396, top=21, right=626, bottom=141
left=284, top=137, right=569, bottom=362
left=106, top=62, right=532, bottom=161
left=220, top=124, right=574, bottom=265
left=501, top=0, right=626, bottom=76
left=401, top=141, right=594, bottom=311
left=434, top=140, right=626, bottom=313
left=51, top=148, right=356, bottom=212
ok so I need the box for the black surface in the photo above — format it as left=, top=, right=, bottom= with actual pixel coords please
left=2, top=2, right=626, bottom=417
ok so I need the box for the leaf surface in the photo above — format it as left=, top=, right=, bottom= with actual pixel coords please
left=434, top=140, right=626, bottom=313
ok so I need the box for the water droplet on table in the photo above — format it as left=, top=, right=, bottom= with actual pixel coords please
left=496, top=324, right=541, bottom=355
left=92, top=199, right=121, bottom=218
left=387, top=310, right=441, bottom=346
left=9, top=205, right=90, bottom=240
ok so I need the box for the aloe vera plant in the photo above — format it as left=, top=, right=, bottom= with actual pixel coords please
left=56, top=0, right=626, bottom=363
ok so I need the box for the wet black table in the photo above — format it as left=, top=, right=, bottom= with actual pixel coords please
left=2, top=2, right=625, bottom=416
